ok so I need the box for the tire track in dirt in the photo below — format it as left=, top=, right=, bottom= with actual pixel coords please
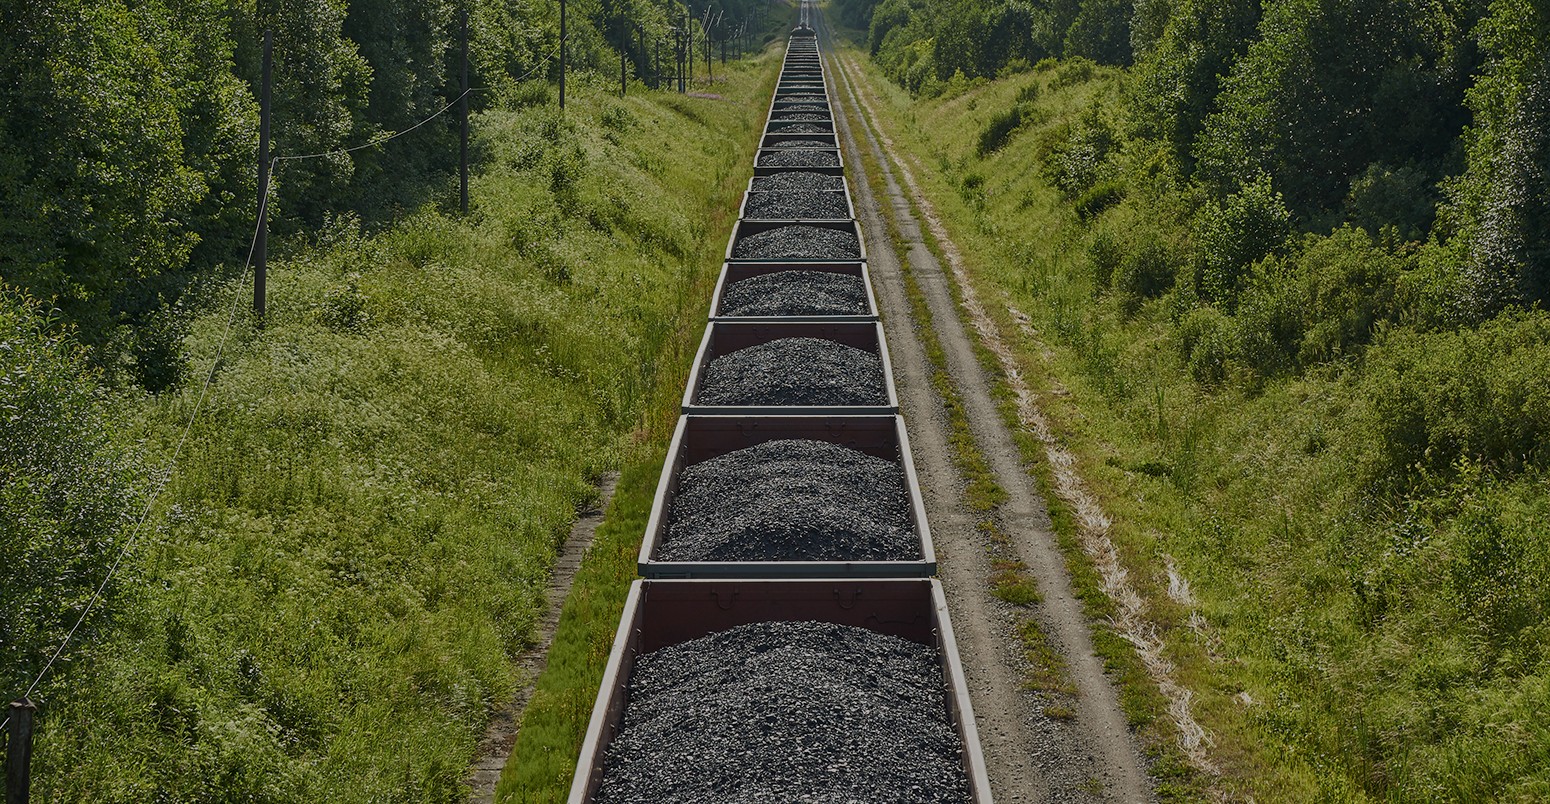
left=820, top=17, right=1156, bottom=803
left=467, top=473, right=620, bottom=804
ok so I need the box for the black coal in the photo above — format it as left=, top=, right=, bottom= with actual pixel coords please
left=660, top=438, right=916, bottom=561
left=593, top=620, right=971, bottom=804
left=696, top=336, right=886, bottom=407
left=733, top=225, right=860, bottom=260
left=758, top=149, right=841, bottom=168
left=751, top=172, right=845, bottom=191
left=744, top=190, right=849, bottom=220
left=766, top=122, right=831, bottom=135
left=722, top=270, right=867, bottom=316
left=767, top=138, right=835, bottom=148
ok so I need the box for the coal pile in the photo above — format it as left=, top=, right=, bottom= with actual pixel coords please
left=593, top=620, right=970, bottom=804
left=744, top=190, right=849, bottom=220
left=722, top=270, right=867, bottom=316
left=733, top=225, right=860, bottom=259
left=767, top=122, right=831, bottom=135
left=767, top=138, right=834, bottom=149
left=752, top=172, right=845, bottom=191
left=772, top=112, right=830, bottom=121
left=696, top=337, right=886, bottom=407
left=660, top=438, right=915, bottom=561
left=758, top=149, right=840, bottom=168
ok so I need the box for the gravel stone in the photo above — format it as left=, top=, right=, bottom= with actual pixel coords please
left=758, top=149, right=840, bottom=168
left=781, top=103, right=829, bottom=112
left=744, top=190, right=849, bottom=220
left=771, top=111, right=830, bottom=121
left=594, top=620, right=971, bottom=804
left=767, top=138, right=834, bottom=149
left=661, top=438, right=916, bottom=561
left=776, top=94, right=827, bottom=103
left=733, top=225, right=860, bottom=259
left=752, top=172, right=845, bottom=190
left=696, top=336, right=886, bottom=407
left=767, top=122, right=831, bottom=135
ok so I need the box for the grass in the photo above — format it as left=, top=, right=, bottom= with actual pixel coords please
left=491, top=54, right=781, bottom=803
left=830, top=20, right=1550, bottom=803
left=14, top=51, right=780, bottom=803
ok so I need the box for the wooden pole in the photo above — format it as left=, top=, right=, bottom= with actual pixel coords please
left=5, top=699, right=36, bottom=804
left=255, top=28, right=272, bottom=323
left=459, top=7, right=469, bottom=215
left=558, top=0, right=567, bottom=109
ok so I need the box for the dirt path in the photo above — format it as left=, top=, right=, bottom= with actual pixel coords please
left=466, top=472, right=620, bottom=804
left=820, top=20, right=1156, bottom=804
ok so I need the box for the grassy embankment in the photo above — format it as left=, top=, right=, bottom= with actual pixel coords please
left=489, top=53, right=783, bottom=804
left=21, top=54, right=779, bottom=802
left=831, top=30, right=1550, bottom=804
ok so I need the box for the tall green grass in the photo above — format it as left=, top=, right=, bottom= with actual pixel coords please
left=16, top=56, right=777, bottom=803
left=834, top=38, right=1550, bottom=803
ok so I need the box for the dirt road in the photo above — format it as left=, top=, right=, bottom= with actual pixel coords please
left=820, top=19, right=1156, bottom=804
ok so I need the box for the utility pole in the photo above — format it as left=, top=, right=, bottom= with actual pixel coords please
left=255, top=28, right=273, bottom=323
left=6, top=699, right=37, bottom=804
left=559, top=0, right=567, bottom=109
left=686, top=12, right=693, bottom=86
left=459, top=7, right=469, bottom=215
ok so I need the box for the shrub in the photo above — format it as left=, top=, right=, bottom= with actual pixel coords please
left=1359, top=310, right=1550, bottom=487
left=1114, top=235, right=1178, bottom=299
left=0, top=292, right=143, bottom=694
left=1088, top=230, right=1123, bottom=290
left=1192, top=174, right=1292, bottom=304
left=977, top=104, right=1024, bottom=156
left=1075, top=178, right=1125, bottom=218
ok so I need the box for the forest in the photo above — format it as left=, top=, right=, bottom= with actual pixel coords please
left=831, top=0, right=1550, bottom=798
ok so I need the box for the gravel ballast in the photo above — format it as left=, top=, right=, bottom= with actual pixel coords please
left=722, top=270, right=867, bottom=316
left=744, top=190, right=849, bottom=220
left=593, top=620, right=970, bottom=804
left=757, top=149, right=840, bottom=168
left=696, top=336, right=886, bottom=407
left=661, top=438, right=915, bottom=561
left=771, top=112, right=830, bottom=121
left=733, top=225, right=860, bottom=259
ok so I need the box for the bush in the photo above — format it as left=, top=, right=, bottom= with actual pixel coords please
left=1359, top=310, right=1550, bottom=487
left=1075, top=179, right=1125, bottom=218
left=977, top=104, right=1024, bottom=156
left=0, top=292, right=142, bottom=694
left=1114, top=236, right=1179, bottom=299
left=1088, top=230, right=1123, bottom=290
left=1192, top=174, right=1292, bottom=304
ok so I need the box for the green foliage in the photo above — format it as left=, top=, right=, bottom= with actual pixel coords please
left=1358, top=310, right=1550, bottom=488
left=1063, top=0, right=1132, bottom=65
left=1191, top=173, right=1290, bottom=304
left=1042, top=106, right=1117, bottom=199
left=1445, top=0, right=1550, bottom=312
left=1193, top=0, right=1481, bottom=217
left=1126, top=0, right=1260, bottom=170
left=0, top=292, right=143, bottom=695
left=977, top=104, right=1025, bottom=156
